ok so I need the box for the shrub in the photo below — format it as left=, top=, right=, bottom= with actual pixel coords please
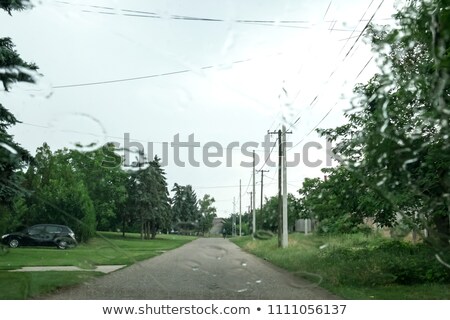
left=318, top=239, right=450, bottom=286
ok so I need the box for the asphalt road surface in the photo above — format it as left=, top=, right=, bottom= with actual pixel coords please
left=44, top=238, right=339, bottom=299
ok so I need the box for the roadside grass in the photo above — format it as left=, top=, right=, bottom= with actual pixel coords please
left=232, top=233, right=450, bottom=299
left=0, top=271, right=102, bottom=299
left=0, top=232, right=195, bottom=299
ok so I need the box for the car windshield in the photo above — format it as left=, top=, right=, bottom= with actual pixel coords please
left=0, top=0, right=449, bottom=303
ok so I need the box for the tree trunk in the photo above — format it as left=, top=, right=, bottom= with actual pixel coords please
left=432, top=213, right=449, bottom=247
left=140, top=212, right=144, bottom=240
left=122, top=212, right=126, bottom=238
left=150, top=221, right=157, bottom=239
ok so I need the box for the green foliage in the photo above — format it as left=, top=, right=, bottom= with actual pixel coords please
left=318, top=241, right=450, bottom=285
left=233, top=233, right=450, bottom=299
left=0, top=1, right=175, bottom=244
left=0, top=0, right=30, bottom=15
left=257, top=194, right=299, bottom=232
left=171, top=183, right=199, bottom=228
left=298, top=0, right=450, bottom=247
left=0, top=195, right=27, bottom=235
left=126, top=156, right=172, bottom=239
left=297, top=168, right=382, bottom=234
left=0, top=37, right=37, bottom=91
left=67, top=145, right=128, bottom=231
left=23, top=144, right=96, bottom=242
left=0, top=72, right=32, bottom=209
left=198, top=194, right=217, bottom=235
left=0, top=0, right=35, bottom=235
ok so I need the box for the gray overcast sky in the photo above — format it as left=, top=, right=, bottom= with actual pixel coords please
left=1, top=0, right=397, bottom=216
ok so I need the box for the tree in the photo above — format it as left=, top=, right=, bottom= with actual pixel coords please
left=0, top=0, right=30, bottom=15
left=198, top=194, right=217, bottom=235
left=67, top=144, right=128, bottom=231
left=0, top=1, right=36, bottom=234
left=171, top=183, right=199, bottom=233
left=318, top=0, right=449, bottom=246
left=127, top=156, right=171, bottom=239
left=297, top=168, right=385, bottom=234
left=24, top=144, right=96, bottom=242
left=257, top=194, right=299, bottom=233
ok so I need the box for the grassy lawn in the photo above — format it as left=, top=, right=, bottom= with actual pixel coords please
left=232, top=233, right=450, bottom=300
left=0, top=232, right=195, bottom=299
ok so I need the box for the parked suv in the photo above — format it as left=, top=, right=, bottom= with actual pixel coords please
left=1, top=224, right=77, bottom=249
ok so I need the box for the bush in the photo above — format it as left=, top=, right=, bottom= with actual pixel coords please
left=318, top=239, right=450, bottom=286
left=317, top=214, right=364, bottom=234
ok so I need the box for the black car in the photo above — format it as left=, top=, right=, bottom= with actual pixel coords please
left=1, top=224, right=77, bottom=249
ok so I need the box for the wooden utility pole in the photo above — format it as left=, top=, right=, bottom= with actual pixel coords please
left=269, top=127, right=292, bottom=248
left=239, top=179, right=242, bottom=237
left=232, top=197, right=236, bottom=237
left=282, top=125, right=288, bottom=248
left=252, top=151, right=256, bottom=237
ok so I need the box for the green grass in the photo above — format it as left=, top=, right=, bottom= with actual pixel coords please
left=0, top=232, right=195, bottom=299
left=232, top=233, right=450, bottom=299
left=0, top=271, right=102, bottom=299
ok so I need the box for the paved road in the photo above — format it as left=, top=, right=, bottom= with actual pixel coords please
left=44, top=238, right=339, bottom=299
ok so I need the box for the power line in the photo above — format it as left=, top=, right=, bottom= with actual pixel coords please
left=46, top=9, right=381, bottom=90
left=242, top=173, right=253, bottom=196
left=355, top=56, right=374, bottom=80
left=53, top=69, right=192, bottom=89
left=52, top=57, right=253, bottom=89
left=56, top=1, right=312, bottom=29
left=56, top=1, right=392, bottom=30
left=284, top=0, right=344, bottom=133
left=343, top=0, right=385, bottom=60
left=258, top=136, right=279, bottom=171
left=338, top=0, right=376, bottom=57
left=289, top=103, right=337, bottom=150
left=286, top=0, right=385, bottom=145
left=324, top=1, right=333, bottom=20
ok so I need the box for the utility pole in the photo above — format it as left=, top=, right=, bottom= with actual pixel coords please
left=252, top=151, right=256, bottom=237
left=232, top=197, right=236, bottom=237
left=239, top=179, right=242, bottom=237
left=247, top=191, right=253, bottom=234
left=282, top=125, right=289, bottom=248
left=258, top=169, right=269, bottom=216
left=269, top=127, right=292, bottom=248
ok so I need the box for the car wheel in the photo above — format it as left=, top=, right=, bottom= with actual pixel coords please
left=9, top=239, right=19, bottom=248
left=57, top=239, right=68, bottom=250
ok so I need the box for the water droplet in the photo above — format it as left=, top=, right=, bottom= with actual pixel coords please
left=0, top=143, right=18, bottom=154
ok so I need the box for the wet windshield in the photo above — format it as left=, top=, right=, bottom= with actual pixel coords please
left=0, top=0, right=449, bottom=301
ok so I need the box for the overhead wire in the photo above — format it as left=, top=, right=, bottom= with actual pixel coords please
left=287, top=0, right=386, bottom=151
left=55, top=1, right=312, bottom=29
left=52, top=57, right=252, bottom=89
left=56, top=1, right=391, bottom=30
left=258, top=136, right=279, bottom=172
